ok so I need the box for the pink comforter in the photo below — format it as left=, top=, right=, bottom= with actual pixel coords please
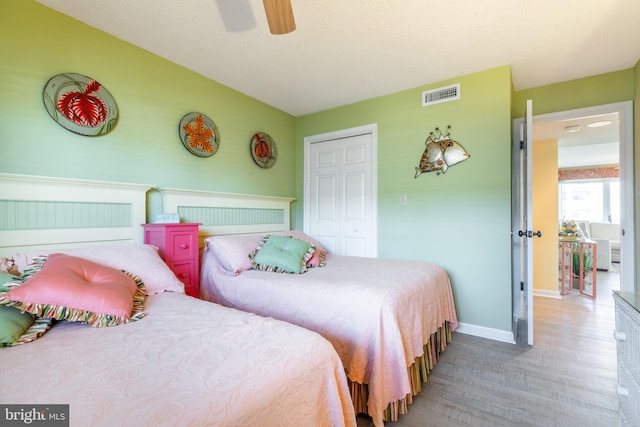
left=201, top=252, right=458, bottom=427
left=2, top=292, right=356, bottom=427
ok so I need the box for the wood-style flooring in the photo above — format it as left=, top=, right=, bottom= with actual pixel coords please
left=357, top=266, right=621, bottom=427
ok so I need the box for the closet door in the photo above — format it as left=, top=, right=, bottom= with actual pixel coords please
left=304, top=125, right=377, bottom=257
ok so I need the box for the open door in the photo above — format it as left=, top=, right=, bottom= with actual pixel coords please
left=512, top=99, right=536, bottom=346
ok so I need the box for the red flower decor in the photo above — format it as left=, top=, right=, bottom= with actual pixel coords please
left=57, top=80, right=108, bottom=127
left=253, top=134, right=272, bottom=158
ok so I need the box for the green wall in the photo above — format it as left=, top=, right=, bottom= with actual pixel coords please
left=0, top=1, right=297, bottom=202
left=512, top=69, right=634, bottom=117
left=2, top=1, right=638, bottom=336
left=296, top=66, right=514, bottom=332
left=296, top=65, right=638, bottom=333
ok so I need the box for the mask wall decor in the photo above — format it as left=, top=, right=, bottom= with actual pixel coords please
left=414, top=125, right=470, bottom=177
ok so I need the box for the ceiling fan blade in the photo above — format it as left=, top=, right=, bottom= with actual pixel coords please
left=262, top=0, right=296, bottom=34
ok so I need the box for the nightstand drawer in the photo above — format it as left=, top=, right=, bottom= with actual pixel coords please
left=171, top=260, right=194, bottom=284
left=170, top=231, right=197, bottom=261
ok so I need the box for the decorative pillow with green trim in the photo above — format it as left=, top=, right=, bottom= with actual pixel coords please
left=250, top=235, right=315, bottom=274
left=0, top=254, right=146, bottom=328
left=0, top=273, right=55, bottom=347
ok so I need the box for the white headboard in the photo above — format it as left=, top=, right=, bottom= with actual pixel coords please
left=0, top=174, right=152, bottom=258
left=158, top=187, right=294, bottom=242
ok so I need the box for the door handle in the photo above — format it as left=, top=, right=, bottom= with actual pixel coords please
left=518, top=230, right=542, bottom=238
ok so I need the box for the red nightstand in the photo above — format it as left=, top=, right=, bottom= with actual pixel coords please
left=142, top=223, right=200, bottom=297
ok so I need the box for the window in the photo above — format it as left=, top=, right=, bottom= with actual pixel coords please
left=559, top=179, right=619, bottom=223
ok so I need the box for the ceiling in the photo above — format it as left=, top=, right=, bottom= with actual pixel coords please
left=534, top=112, right=620, bottom=169
left=34, top=0, right=640, bottom=118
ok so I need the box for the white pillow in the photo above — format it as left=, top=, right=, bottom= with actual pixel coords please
left=13, top=244, right=184, bottom=295
left=205, top=234, right=264, bottom=274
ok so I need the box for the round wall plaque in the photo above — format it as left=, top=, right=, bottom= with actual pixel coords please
left=42, top=72, right=118, bottom=136
left=250, top=132, right=277, bottom=168
left=179, top=112, right=219, bottom=157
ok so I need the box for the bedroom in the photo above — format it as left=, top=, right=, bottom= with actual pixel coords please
left=1, top=0, right=639, bottom=425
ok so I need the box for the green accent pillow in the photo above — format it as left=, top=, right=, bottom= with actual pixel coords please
left=0, top=272, right=18, bottom=284
left=0, top=302, right=36, bottom=346
left=250, top=235, right=315, bottom=274
left=0, top=273, right=37, bottom=347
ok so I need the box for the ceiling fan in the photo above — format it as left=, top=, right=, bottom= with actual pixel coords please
left=262, top=0, right=296, bottom=34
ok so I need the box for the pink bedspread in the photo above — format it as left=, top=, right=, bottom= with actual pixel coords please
left=1, top=292, right=356, bottom=427
left=201, top=252, right=458, bottom=427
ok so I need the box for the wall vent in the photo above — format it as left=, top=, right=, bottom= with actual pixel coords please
left=422, top=83, right=460, bottom=106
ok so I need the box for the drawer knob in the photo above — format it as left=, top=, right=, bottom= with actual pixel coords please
left=179, top=273, right=186, bottom=278
left=180, top=244, right=189, bottom=249
left=616, top=385, right=629, bottom=396
left=614, top=331, right=627, bottom=341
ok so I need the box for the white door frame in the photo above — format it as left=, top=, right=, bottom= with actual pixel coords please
left=532, top=101, right=635, bottom=292
left=303, top=123, right=378, bottom=256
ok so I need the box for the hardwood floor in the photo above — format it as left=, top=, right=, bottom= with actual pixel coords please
left=357, top=267, right=620, bottom=427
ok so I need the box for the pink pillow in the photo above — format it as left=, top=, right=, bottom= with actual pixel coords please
left=12, top=244, right=184, bottom=295
left=306, top=249, right=325, bottom=267
left=0, top=254, right=146, bottom=327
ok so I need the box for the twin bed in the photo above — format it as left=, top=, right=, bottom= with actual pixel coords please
left=0, top=174, right=458, bottom=427
left=0, top=174, right=355, bottom=427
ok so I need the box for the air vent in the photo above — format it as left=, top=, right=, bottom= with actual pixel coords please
left=422, top=83, right=460, bottom=106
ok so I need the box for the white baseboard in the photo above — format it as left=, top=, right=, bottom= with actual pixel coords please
left=533, top=289, right=562, bottom=299
left=454, top=322, right=515, bottom=344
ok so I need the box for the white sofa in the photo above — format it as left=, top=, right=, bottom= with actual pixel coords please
left=578, top=222, right=620, bottom=270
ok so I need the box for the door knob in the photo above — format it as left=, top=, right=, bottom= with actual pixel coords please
left=518, top=230, right=542, bottom=238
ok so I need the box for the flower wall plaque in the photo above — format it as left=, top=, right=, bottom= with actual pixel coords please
left=250, top=132, right=277, bottom=168
left=179, top=112, right=219, bottom=157
left=42, top=73, right=118, bottom=136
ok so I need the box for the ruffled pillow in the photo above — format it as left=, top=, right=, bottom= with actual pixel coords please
left=206, top=231, right=327, bottom=275
left=12, top=244, right=184, bottom=295
left=0, top=254, right=146, bottom=327
left=0, top=273, right=55, bottom=347
left=273, top=230, right=326, bottom=267
left=250, top=235, right=315, bottom=274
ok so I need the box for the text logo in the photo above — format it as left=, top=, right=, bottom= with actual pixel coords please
left=1, top=405, right=69, bottom=426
